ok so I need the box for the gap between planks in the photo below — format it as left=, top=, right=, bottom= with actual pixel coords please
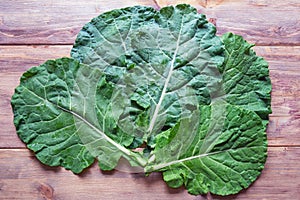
left=1, top=44, right=300, bottom=47
left=1, top=143, right=300, bottom=151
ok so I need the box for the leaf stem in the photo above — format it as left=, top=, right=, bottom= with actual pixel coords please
left=145, top=151, right=221, bottom=172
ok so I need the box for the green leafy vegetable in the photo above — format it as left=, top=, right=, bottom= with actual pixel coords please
left=220, top=33, right=271, bottom=121
left=11, top=4, right=271, bottom=196
left=11, top=58, right=148, bottom=173
left=147, top=105, right=267, bottom=195
left=71, top=4, right=225, bottom=138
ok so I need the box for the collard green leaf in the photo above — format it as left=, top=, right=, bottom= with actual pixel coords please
left=11, top=58, right=147, bottom=173
left=146, top=104, right=267, bottom=195
left=71, top=4, right=225, bottom=143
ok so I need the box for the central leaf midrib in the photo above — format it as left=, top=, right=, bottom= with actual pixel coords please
left=57, top=106, right=128, bottom=153
left=146, top=146, right=261, bottom=172
left=57, top=105, right=148, bottom=166
left=148, top=17, right=184, bottom=133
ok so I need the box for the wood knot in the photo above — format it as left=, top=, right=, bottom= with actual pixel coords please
left=208, top=18, right=217, bottom=26
left=37, top=182, right=54, bottom=200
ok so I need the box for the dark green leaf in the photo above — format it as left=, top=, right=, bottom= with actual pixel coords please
left=146, top=105, right=267, bottom=195
left=71, top=4, right=225, bottom=142
left=11, top=58, right=146, bottom=173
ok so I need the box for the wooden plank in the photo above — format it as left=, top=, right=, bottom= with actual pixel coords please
left=2, top=93, right=300, bottom=145
left=268, top=116, right=300, bottom=146
left=0, top=0, right=299, bottom=45
left=0, top=149, right=200, bottom=200
left=3, top=101, right=299, bottom=148
left=156, top=0, right=300, bottom=45
left=0, top=0, right=158, bottom=45
left=0, top=45, right=299, bottom=147
left=253, top=46, right=300, bottom=64
left=0, top=147, right=299, bottom=199
left=1, top=45, right=299, bottom=71
left=0, top=45, right=71, bottom=73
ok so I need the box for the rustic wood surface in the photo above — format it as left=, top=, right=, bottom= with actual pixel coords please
left=0, top=0, right=299, bottom=199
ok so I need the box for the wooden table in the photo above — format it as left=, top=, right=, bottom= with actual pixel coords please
left=0, top=1, right=299, bottom=199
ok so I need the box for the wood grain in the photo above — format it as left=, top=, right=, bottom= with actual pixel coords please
left=0, top=0, right=158, bottom=45
left=1, top=1, right=300, bottom=199
left=156, top=0, right=300, bottom=45
left=0, top=45, right=299, bottom=148
left=0, top=147, right=299, bottom=199
left=0, top=0, right=300, bottom=45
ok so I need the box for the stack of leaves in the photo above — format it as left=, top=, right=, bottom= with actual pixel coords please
left=11, top=4, right=271, bottom=196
